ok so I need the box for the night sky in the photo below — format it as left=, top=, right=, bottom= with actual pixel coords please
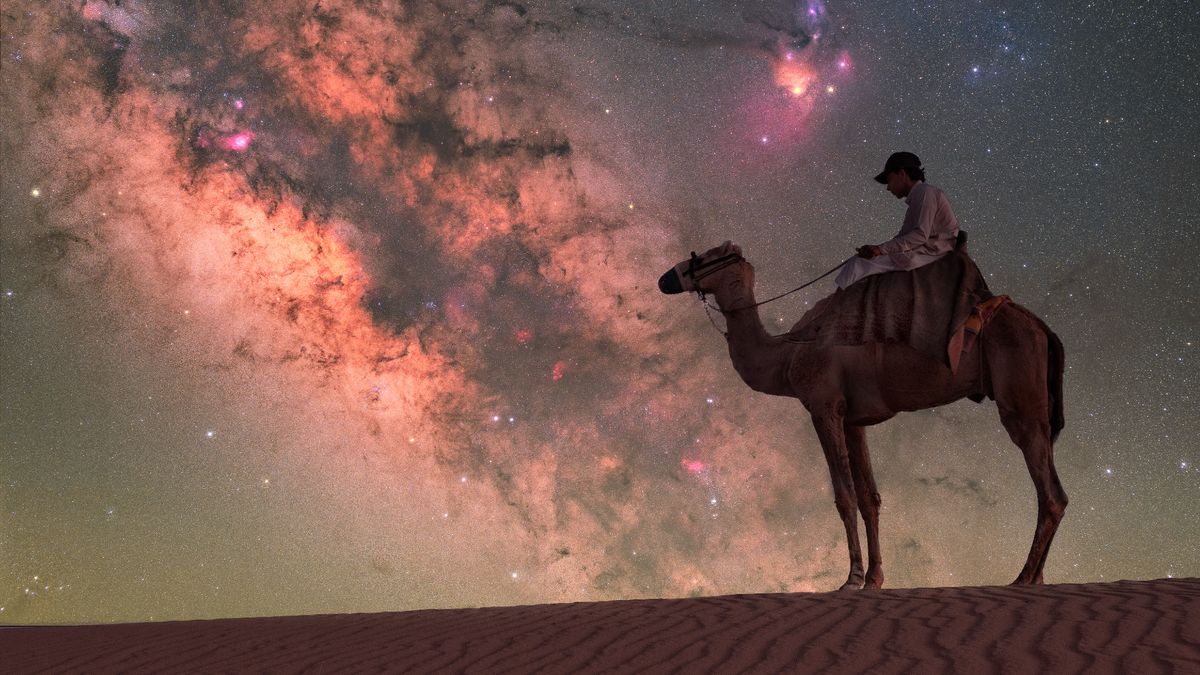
left=2, top=1, right=1196, bottom=624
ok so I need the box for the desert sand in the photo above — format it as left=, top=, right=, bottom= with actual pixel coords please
left=4, top=578, right=1198, bottom=673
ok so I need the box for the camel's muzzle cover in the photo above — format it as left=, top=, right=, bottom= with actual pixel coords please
left=658, top=267, right=684, bottom=294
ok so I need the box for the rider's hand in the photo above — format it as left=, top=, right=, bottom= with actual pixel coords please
left=856, top=245, right=883, bottom=259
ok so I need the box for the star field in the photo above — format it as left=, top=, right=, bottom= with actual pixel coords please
left=1, top=0, right=1196, bottom=624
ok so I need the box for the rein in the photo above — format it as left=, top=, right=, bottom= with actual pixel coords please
left=690, top=253, right=850, bottom=334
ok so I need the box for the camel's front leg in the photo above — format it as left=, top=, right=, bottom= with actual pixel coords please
left=845, top=423, right=884, bottom=589
left=812, top=410, right=865, bottom=591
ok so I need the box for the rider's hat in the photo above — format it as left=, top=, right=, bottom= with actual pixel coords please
left=874, top=152, right=922, bottom=183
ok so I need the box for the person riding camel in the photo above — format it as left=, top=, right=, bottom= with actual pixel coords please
left=835, top=152, right=960, bottom=289
left=788, top=150, right=1001, bottom=374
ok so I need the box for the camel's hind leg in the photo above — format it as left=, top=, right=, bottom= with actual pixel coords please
left=845, top=423, right=884, bottom=589
left=990, top=324, right=1069, bottom=584
left=1001, top=408, right=1067, bottom=584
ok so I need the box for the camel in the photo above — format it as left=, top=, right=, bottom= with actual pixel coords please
left=658, top=242, right=1068, bottom=590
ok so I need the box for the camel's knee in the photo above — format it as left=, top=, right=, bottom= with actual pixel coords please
left=1046, top=490, right=1068, bottom=520
left=1054, top=476, right=1069, bottom=508
left=1037, top=464, right=1068, bottom=515
left=1035, top=483, right=1067, bottom=524
left=857, top=490, right=881, bottom=512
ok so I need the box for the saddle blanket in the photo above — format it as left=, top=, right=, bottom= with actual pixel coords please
left=784, top=245, right=1002, bottom=372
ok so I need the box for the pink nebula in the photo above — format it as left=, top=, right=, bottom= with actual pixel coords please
left=222, top=131, right=253, bottom=151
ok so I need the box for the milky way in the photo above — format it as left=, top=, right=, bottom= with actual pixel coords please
left=3, top=1, right=1196, bottom=623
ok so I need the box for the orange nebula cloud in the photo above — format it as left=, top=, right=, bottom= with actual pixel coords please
left=1, top=1, right=868, bottom=620
left=774, top=59, right=816, bottom=99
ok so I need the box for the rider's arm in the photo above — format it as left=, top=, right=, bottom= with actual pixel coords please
left=877, top=185, right=939, bottom=255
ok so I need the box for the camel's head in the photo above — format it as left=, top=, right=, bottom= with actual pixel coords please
left=658, top=241, right=749, bottom=295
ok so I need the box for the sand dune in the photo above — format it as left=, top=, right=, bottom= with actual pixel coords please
left=5, top=578, right=1198, bottom=673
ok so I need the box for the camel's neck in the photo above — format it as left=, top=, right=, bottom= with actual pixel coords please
left=712, top=279, right=796, bottom=397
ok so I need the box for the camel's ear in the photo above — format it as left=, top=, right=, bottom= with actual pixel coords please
left=731, top=243, right=742, bottom=256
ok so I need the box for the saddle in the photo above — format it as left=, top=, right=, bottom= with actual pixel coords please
left=784, top=232, right=1005, bottom=372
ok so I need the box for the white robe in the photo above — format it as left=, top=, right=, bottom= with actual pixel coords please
left=835, top=182, right=960, bottom=289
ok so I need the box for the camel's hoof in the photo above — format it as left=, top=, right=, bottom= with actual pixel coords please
left=838, top=579, right=865, bottom=592
left=1009, top=576, right=1041, bottom=586
left=864, top=568, right=884, bottom=589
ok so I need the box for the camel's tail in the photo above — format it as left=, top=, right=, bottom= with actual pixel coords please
left=1046, top=327, right=1065, bottom=444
